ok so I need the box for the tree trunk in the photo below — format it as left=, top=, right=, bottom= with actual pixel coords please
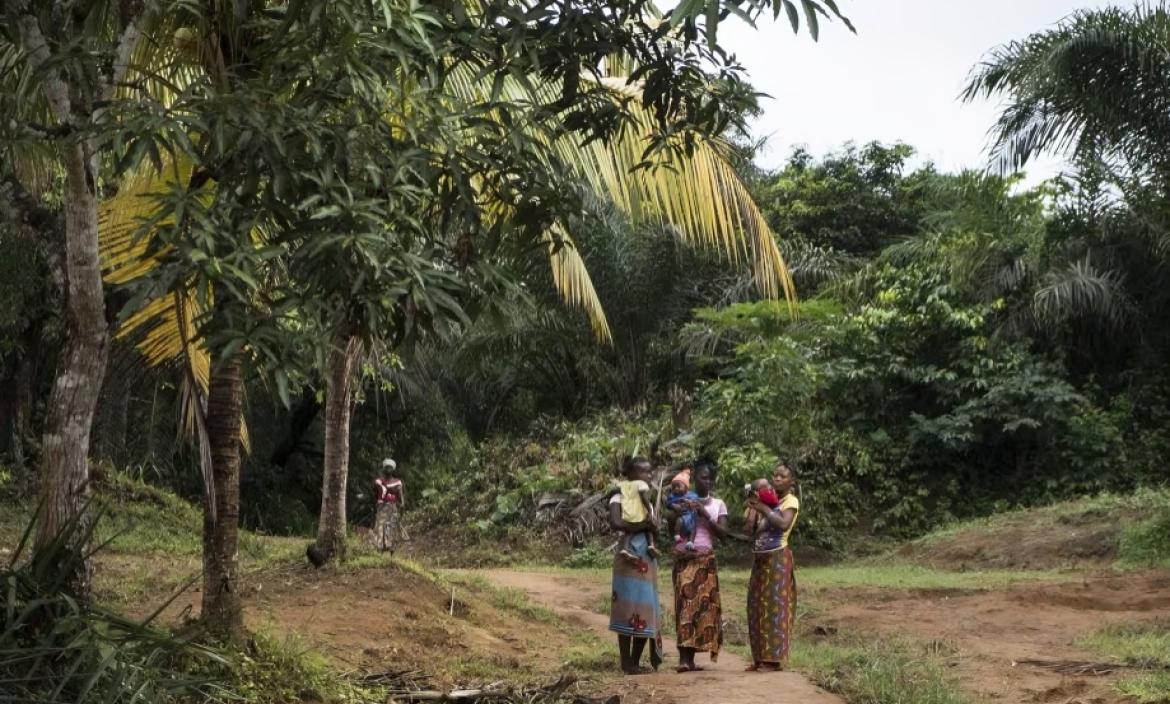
left=270, top=386, right=322, bottom=468
left=201, top=355, right=245, bottom=639
left=33, top=136, right=109, bottom=598
left=11, top=322, right=42, bottom=468
left=315, top=331, right=364, bottom=562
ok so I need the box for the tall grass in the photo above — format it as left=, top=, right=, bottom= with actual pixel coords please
left=791, top=636, right=968, bottom=704
left=1080, top=621, right=1170, bottom=703
left=1118, top=510, right=1170, bottom=568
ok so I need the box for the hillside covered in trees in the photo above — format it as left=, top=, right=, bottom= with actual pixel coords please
left=2, top=2, right=1170, bottom=704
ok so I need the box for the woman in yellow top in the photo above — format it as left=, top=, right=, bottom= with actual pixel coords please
left=744, top=463, right=800, bottom=672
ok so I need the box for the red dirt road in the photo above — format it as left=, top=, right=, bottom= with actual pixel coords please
left=477, top=569, right=844, bottom=704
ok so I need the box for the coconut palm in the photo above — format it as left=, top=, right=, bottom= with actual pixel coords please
left=91, top=0, right=846, bottom=634
left=962, top=6, right=1161, bottom=346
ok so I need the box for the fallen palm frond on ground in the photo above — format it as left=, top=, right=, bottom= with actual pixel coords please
left=383, top=674, right=618, bottom=703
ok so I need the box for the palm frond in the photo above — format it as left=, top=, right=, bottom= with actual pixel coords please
left=964, top=4, right=1170, bottom=175
left=1032, top=255, right=1134, bottom=332
left=546, top=226, right=612, bottom=342
left=780, top=238, right=855, bottom=292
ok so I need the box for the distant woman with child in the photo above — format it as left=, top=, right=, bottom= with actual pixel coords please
left=744, top=462, right=801, bottom=672
left=666, top=457, right=734, bottom=673
left=607, top=456, right=663, bottom=674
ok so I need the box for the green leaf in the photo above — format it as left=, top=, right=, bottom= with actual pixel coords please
left=274, top=369, right=291, bottom=408
left=784, top=1, right=800, bottom=33
left=801, top=0, right=821, bottom=40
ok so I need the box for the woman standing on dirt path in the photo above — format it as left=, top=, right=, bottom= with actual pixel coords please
left=745, top=462, right=800, bottom=672
left=374, top=459, right=407, bottom=553
left=607, top=456, right=664, bottom=675
left=669, top=458, right=734, bottom=673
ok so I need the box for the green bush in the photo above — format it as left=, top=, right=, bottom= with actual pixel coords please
left=562, top=542, right=614, bottom=568
left=1119, top=510, right=1170, bottom=568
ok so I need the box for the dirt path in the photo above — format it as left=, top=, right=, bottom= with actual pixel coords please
left=477, top=569, right=843, bottom=704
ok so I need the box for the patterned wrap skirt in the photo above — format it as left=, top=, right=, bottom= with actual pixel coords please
left=609, top=533, right=663, bottom=668
left=373, top=502, right=406, bottom=550
left=672, top=551, right=723, bottom=661
left=747, top=547, right=796, bottom=665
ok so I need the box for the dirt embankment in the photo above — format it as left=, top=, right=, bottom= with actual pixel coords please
left=106, top=557, right=581, bottom=687
left=897, top=502, right=1156, bottom=570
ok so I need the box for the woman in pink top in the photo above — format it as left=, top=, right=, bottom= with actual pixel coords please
left=373, top=459, right=406, bottom=552
left=667, top=458, right=736, bottom=673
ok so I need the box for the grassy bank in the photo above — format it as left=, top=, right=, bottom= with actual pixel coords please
left=1080, top=621, right=1170, bottom=703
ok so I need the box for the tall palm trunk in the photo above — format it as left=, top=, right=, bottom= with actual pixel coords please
left=315, top=330, right=364, bottom=562
left=34, top=135, right=109, bottom=597
left=202, top=355, right=244, bottom=639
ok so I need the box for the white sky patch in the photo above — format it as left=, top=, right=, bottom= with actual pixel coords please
left=691, top=0, right=1114, bottom=183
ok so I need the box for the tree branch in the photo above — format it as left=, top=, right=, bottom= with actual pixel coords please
left=105, top=0, right=157, bottom=103
left=0, top=173, right=66, bottom=291
left=15, top=15, right=73, bottom=125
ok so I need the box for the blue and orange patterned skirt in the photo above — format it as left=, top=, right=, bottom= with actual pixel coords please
left=609, top=533, right=663, bottom=668
left=747, top=547, right=796, bottom=665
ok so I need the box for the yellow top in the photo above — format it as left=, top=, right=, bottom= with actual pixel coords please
left=778, top=493, right=800, bottom=549
left=618, top=479, right=651, bottom=523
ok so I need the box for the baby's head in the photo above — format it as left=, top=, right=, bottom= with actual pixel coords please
left=670, top=469, right=691, bottom=497
left=749, top=478, right=780, bottom=508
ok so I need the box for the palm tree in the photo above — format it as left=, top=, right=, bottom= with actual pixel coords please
left=291, top=75, right=803, bottom=566
left=96, top=0, right=845, bottom=635
left=963, top=4, right=1170, bottom=181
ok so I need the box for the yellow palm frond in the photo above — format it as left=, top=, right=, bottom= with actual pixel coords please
left=447, top=69, right=796, bottom=338
left=98, top=156, right=251, bottom=456
left=546, top=227, right=612, bottom=342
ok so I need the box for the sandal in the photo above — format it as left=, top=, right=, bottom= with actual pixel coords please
left=676, top=665, right=693, bottom=673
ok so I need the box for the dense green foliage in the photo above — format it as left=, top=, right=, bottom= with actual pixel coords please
left=11, top=135, right=1170, bottom=554
left=4, top=3, right=1170, bottom=557
left=372, top=139, right=1170, bottom=550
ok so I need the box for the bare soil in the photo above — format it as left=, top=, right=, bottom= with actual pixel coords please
left=815, top=570, right=1170, bottom=703
left=472, top=566, right=1170, bottom=704
left=477, top=569, right=845, bottom=704
left=112, top=559, right=578, bottom=686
